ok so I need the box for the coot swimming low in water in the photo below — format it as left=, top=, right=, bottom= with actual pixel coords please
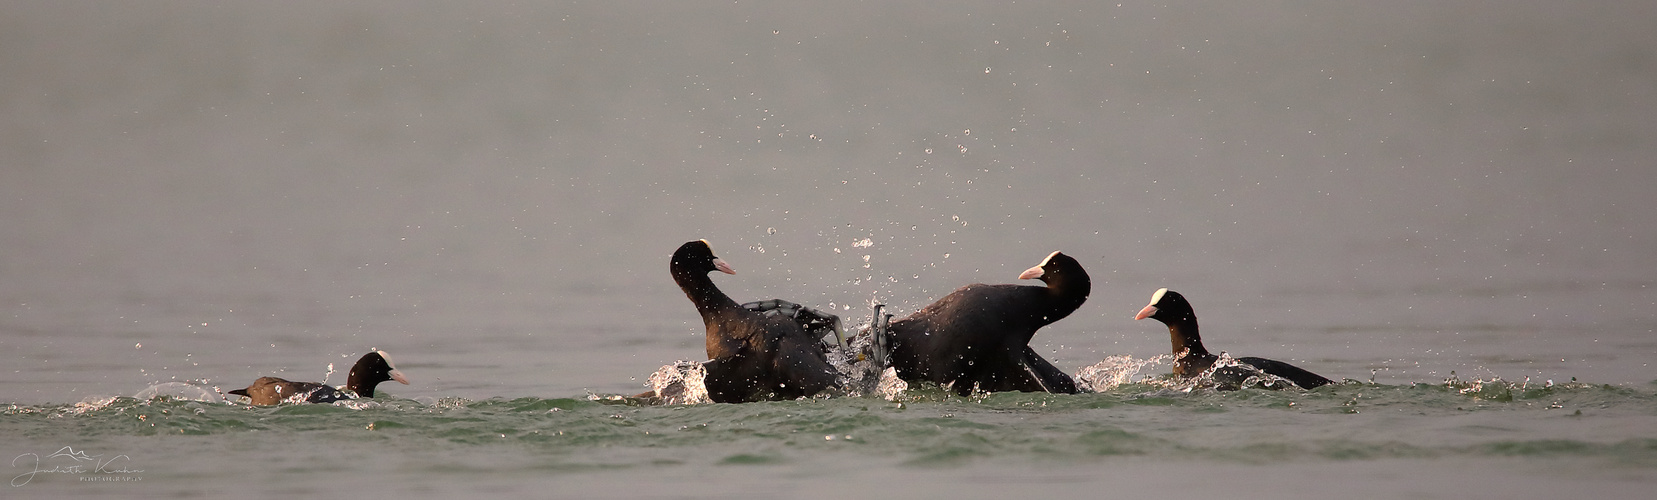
left=227, top=351, right=409, bottom=405
left=1135, top=288, right=1334, bottom=389
left=885, top=251, right=1090, bottom=396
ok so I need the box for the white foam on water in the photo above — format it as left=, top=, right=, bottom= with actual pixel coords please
left=646, top=361, right=711, bottom=405
left=827, top=327, right=889, bottom=397
left=133, top=382, right=223, bottom=403
left=642, top=322, right=904, bottom=404
left=874, top=367, right=907, bottom=401
left=63, top=395, right=123, bottom=416
left=1074, top=354, right=1169, bottom=392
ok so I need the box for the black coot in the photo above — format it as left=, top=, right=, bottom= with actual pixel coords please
left=1135, top=288, right=1334, bottom=389
left=227, top=351, right=409, bottom=405
left=670, top=240, right=838, bottom=403
left=885, top=251, right=1089, bottom=396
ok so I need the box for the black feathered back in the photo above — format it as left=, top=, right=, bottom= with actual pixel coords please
left=886, top=251, right=1090, bottom=395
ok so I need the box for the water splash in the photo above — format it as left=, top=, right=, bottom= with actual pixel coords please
left=646, top=361, right=711, bottom=405
left=66, top=396, right=124, bottom=416
left=827, top=325, right=888, bottom=397
left=1074, top=354, right=1168, bottom=392
left=133, top=381, right=224, bottom=403
left=874, top=367, right=907, bottom=401
left=1182, top=353, right=1302, bottom=391
left=1441, top=373, right=1590, bottom=403
left=336, top=398, right=400, bottom=411
left=1075, top=353, right=1311, bottom=393
left=640, top=315, right=904, bottom=404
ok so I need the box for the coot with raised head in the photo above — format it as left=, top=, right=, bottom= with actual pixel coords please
left=670, top=240, right=839, bottom=403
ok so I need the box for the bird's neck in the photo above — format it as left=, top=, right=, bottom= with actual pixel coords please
left=672, top=264, right=739, bottom=307
left=1165, top=315, right=1208, bottom=358
left=674, top=269, right=749, bottom=360
left=1041, top=272, right=1091, bottom=318
left=673, top=269, right=739, bottom=319
left=347, top=368, right=375, bottom=397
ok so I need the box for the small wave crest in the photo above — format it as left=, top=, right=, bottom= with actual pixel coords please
left=67, top=395, right=125, bottom=416
left=1441, top=373, right=1592, bottom=403
left=133, top=381, right=224, bottom=403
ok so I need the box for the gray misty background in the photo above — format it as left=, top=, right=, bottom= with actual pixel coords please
left=2, top=1, right=1653, bottom=403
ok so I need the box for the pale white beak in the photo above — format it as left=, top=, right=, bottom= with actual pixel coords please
left=713, top=258, right=736, bottom=275
left=389, top=369, right=410, bottom=385
left=1018, top=265, right=1044, bottom=280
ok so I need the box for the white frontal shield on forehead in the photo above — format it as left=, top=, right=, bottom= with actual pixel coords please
left=1149, top=287, right=1169, bottom=304
left=1038, top=251, right=1061, bottom=267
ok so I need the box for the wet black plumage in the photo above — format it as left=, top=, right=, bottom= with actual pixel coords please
left=886, top=251, right=1089, bottom=396
left=670, top=240, right=838, bottom=403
